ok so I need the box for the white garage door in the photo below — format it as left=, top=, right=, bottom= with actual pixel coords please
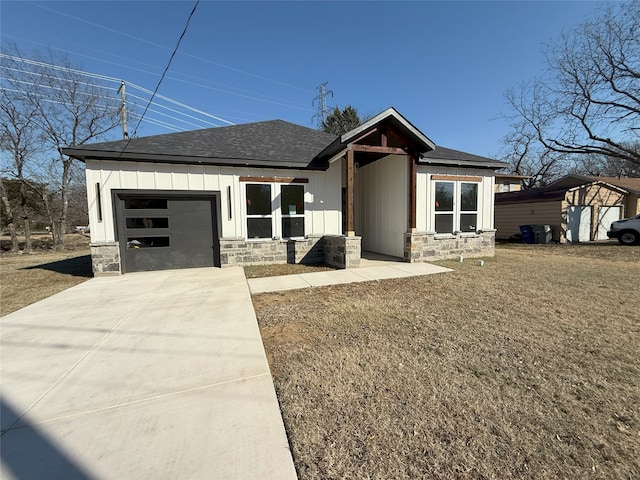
left=597, top=206, right=622, bottom=240
left=566, top=206, right=592, bottom=242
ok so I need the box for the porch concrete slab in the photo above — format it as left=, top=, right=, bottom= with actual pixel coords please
left=247, top=261, right=452, bottom=294
left=1, top=267, right=296, bottom=480
left=248, top=274, right=312, bottom=295
left=299, top=269, right=370, bottom=287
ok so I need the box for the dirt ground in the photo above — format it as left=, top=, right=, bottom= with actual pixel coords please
left=0, top=234, right=91, bottom=317
left=254, top=243, right=640, bottom=479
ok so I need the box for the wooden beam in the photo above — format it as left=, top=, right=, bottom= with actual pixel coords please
left=409, top=154, right=417, bottom=229
left=350, top=144, right=406, bottom=155
left=431, top=175, right=482, bottom=182
left=346, top=149, right=355, bottom=233
left=239, top=176, right=308, bottom=183
left=350, top=127, right=378, bottom=145
left=381, top=124, right=388, bottom=147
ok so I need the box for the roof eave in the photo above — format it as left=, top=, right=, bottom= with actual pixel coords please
left=418, top=157, right=507, bottom=169
left=64, top=149, right=326, bottom=171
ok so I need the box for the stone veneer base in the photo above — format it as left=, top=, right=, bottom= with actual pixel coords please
left=89, top=231, right=495, bottom=275
left=404, top=230, right=496, bottom=262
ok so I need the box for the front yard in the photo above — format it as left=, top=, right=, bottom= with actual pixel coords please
left=253, top=243, right=640, bottom=479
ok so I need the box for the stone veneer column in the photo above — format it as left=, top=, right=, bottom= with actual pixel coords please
left=90, top=242, right=121, bottom=275
left=323, top=235, right=361, bottom=269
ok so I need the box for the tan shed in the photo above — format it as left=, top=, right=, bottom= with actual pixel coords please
left=495, top=175, right=632, bottom=243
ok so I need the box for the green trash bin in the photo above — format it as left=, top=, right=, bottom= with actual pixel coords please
left=532, top=224, right=552, bottom=244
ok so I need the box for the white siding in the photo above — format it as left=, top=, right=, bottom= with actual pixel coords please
left=85, top=160, right=342, bottom=243
left=416, top=166, right=495, bottom=233
left=355, top=155, right=407, bottom=257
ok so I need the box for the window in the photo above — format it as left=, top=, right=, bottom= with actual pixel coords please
left=434, top=182, right=454, bottom=234
left=246, top=184, right=272, bottom=238
left=127, top=236, right=170, bottom=248
left=244, top=182, right=307, bottom=239
left=281, top=185, right=305, bottom=238
left=124, top=198, right=167, bottom=209
left=125, top=217, right=169, bottom=229
left=460, top=183, right=478, bottom=232
left=433, top=181, right=479, bottom=234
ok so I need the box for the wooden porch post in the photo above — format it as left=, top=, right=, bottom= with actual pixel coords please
left=409, top=153, right=417, bottom=229
left=346, top=148, right=355, bottom=234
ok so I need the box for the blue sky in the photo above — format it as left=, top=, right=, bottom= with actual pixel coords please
left=1, top=1, right=606, bottom=158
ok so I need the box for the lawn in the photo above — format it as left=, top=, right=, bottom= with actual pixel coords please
left=0, top=234, right=92, bottom=317
left=253, top=243, right=640, bottom=479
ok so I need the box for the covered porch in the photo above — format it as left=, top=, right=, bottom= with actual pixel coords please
left=315, top=108, right=435, bottom=266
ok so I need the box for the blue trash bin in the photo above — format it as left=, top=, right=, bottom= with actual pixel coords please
left=519, top=225, right=534, bottom=244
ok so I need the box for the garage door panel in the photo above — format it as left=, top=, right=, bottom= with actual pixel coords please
left=566, top=206, right=591, bottom=242
left=117, top=195, right=219, bottom=273
left=597, top=206, right=621, bottom=240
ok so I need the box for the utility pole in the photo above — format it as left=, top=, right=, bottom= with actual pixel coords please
left=312, top=82, right=333, bottom=127
left=118, top=81, right=129, bottom=139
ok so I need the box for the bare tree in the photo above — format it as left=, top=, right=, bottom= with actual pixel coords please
left=0, top=178, right=19, bottom=252
left=0, top=87, right=42, bottom=250
left=504, top=1, right=640, bottom=168
left=1, top=47, right=121, bottom=250
left=499, top=115, right=568, bottom=188
left=570, top=151, right=640, bottom=178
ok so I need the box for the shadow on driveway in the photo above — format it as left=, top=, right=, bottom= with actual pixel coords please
left=23, top=255, right=92, bottom=278
left=1, top=396, right=93, bottom=479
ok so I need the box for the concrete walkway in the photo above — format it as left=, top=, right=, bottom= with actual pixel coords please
left=248, top=260, right=453, bottom=294
left=0, top=267, right=296, bottom=479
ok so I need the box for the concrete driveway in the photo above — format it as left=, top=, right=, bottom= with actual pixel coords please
left=0, top=267, right=296, bottom=479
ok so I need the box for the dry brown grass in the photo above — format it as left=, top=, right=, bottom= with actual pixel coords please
left=0, top=234, right=92, bottom=317
left=254, top=244, right=640, bottom=479
left=244, top=262, right=335, bottom=279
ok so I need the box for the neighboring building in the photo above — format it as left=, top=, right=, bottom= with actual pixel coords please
left=495, top=174, right=636, bottom=243
left=585, top=176, right=640, bottom=217
left=62, top=108, right=506, bottom=275
left=494, top=174, right=531, bottom=193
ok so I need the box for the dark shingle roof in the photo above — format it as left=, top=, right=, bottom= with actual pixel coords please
left=420, top=146, right=506, bottom=169
left=495, top=174, right=634, bottom=204
left=62, top=120, right=338, bottom=170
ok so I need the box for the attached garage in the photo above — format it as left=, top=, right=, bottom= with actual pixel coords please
left=115, top=192, right=220, bottom=273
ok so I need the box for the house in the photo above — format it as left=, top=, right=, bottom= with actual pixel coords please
left=494, top=173, right=531, bottom=193
left=494, top=174, right=639, bottom=243
left=585, top=176, right=640, bottom=217
left=62, top=108, right=506, bottom=275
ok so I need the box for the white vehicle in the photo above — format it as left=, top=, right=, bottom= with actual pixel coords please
left=607, top=214, right=640, bottom=245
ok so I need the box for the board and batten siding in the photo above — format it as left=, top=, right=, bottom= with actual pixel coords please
left=354, top=155, right=408, bottom=258
left=85, top=159, right=343, bottom=244
left=494, top=201, right=563, bottom=241
left=415, top=166, right=496, bottom=233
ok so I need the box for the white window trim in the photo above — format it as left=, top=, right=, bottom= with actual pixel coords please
left=243, top=182, right=306, bottom=240
left=280, top=184, right=306, bottom=240
left=245, top=183, right=274, bottom=240
left=432, top=179, right=480, bottom=235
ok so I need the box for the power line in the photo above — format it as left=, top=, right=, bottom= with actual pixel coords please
left=126, top=0, right=200, bottom=143
left=2, top=51, right=236, bottom=130
left=4, top=33, right=314, bottom=112
left=28, top=2, right=314, bottom=94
